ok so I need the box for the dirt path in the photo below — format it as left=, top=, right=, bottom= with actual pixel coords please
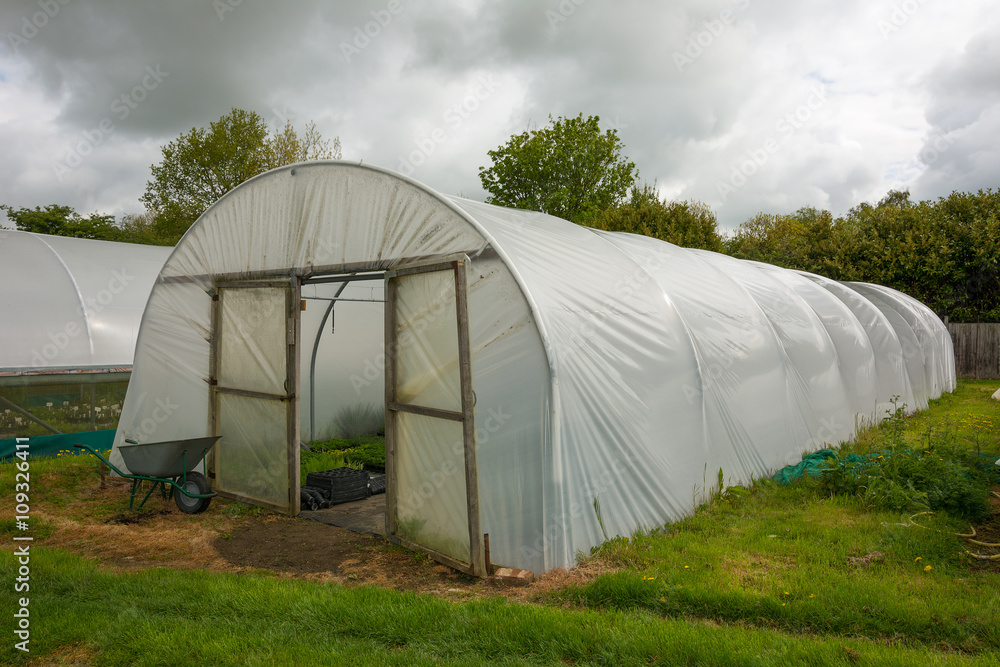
left=22, top=475, right=604, bottom=600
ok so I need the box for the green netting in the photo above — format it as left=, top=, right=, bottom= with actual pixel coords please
left=773, top=448, right=1000, bottom=485
left=772, top=448, right=840, bottom=484
left=0, top=429, right=115, bottom=462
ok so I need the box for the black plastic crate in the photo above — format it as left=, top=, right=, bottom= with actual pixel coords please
left=368, top=473, right=386, bottom=495
left=304, top=467, right=370, bottom=505
left=306, top=467, right=369, bottom=491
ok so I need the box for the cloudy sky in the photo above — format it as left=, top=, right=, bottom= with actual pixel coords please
left=1, top=0, right=997, bottom=232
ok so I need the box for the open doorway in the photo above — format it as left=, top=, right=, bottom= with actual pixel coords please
left=299, top=259, right=485, bottom=577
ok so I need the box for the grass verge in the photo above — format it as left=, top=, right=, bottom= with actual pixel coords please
left=555, top=381, right=1000, bottom=654
left=2, top=548, right=997, bottom=666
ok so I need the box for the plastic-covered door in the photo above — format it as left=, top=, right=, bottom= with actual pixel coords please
left=210, top=280, right=300, bottom=514
left=385, top=258, right=484, bottom=575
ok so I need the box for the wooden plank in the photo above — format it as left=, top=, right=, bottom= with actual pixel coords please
left=208, top=288, right=222, bottom=480
left=454, top=258, right=484, bottom=577
left=214, top=387, right=291, bottom=402
left=979, top=324, right=1000, bottom=379
left=287, top=280, right=301, bottom=516
left=387, top=401, right=464, bottom=422
left=948, top=323, right=1000, bottom=379
left=384, top=275, right=398, bottom=540
left=390, top=534, right=474, bottom=576
left=214, top=489, right=293, bottom=515
left=387, top=260, right=459, bottom=280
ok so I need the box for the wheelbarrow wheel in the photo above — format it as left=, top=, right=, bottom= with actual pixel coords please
left=174, top=471, right=212, bottom=514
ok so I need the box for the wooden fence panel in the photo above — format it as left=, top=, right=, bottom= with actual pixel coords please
left=947, top=323, right=1000, bottom=379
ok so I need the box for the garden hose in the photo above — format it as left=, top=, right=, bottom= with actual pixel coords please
left=906, top=511, right=1000, bottom=561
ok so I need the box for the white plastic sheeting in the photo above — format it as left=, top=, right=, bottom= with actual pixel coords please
left=111, top=162, right=955, bottom=574
left=0, top=230, right=171, bottom=372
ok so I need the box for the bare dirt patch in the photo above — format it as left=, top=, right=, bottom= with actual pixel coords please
left=17, top=471, right=607, bottom=599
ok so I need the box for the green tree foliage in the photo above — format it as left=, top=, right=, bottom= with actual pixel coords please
left=584, top=183, right=723, bottom=251
left=141, top=109, right=340, bottom=244
left=478, top=113, right=638, bottom=222
left=724, top=189, right=1000, bottom=322
left=724, top=206, right=840, bottom=274
left=0, top=204, right=122, bottom=241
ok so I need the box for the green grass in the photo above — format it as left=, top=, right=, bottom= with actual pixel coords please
left=560, top=488, right=999, bottom=653
left=555, top=381, right=1000, bottom=654
left=309, top=434, right=385, bottom=469
left=859, top=380, right=1000, bottom=455
left=2, top=381, right=998, bottom=665
left=2, top=548, right=996, bottom=666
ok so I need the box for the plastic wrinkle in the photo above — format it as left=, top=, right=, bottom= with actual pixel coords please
left=106, top=162, right=956, bottom=574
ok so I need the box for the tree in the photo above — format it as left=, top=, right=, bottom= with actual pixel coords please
left=141, top=108, right=340, bottom=243
left=264, top=120, right=341, bottom=171
left=722, top=188, right=1000, bottom=321
left=724, top=206, right=838, bottom=274
left=478, top=113, right=637, bottom=222
left=584, top=183, right=723, bottom=251
left=0, top=204, right=122, bottom=241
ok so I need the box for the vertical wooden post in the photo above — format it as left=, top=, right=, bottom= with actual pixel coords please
left=454, top=259, right=483, bottom=576
left=384, top=275, right=399, bottom=540
left=287, top=278, right=302, bottom=516
left=208, top=288, right=221, bottom=481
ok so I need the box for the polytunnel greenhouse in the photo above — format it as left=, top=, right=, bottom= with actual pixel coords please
left=109, top=161, right=955, bottom=576
left=0, top=230, right=170, bottom=442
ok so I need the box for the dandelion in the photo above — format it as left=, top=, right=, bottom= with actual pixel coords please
left=782, top=603, right=786, bottom=607
left=660, top=596, right=665, bottom=602
left=915, top=557, right=922, bottom=562
left=924, top=565, right=932, bottom=572
left=783, top=591, right=789, bottom=596
left=684, top=565, right=689, bottom=569
left=809, top=594, right=815, bottom=598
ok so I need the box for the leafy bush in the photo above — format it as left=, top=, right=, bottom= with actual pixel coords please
left=300, top=449, right=347, bottom=486
left=307, top=434, right=385, bottom=470
left=819, top=402, right=995, bottom=522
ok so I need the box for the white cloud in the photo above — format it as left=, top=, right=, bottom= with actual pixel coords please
left=0, top=0, right=996, bottom=230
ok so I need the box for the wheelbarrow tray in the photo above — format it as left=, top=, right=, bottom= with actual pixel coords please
left=118, top=436, right=220, bottom=478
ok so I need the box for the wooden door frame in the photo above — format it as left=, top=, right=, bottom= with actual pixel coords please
left=208, top=277, right=301, bottom=515
left=384, top=257, right=484, bottom=576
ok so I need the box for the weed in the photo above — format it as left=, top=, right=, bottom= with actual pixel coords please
left=319, top=402, right=384, bottom=440
left=819, top=399, right=995, bottom=522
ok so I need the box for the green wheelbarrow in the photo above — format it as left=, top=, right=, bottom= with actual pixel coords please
left=75, top=436, right=221, bottom=514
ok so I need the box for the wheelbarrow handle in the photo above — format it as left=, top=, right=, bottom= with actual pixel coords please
left=73, top=443, right=129, bottom=479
